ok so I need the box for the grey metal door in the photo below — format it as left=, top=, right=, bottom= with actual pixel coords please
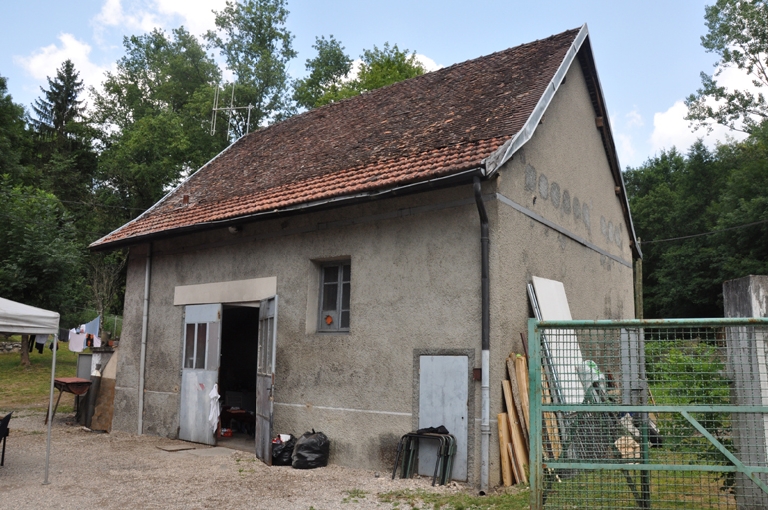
left=179, top=304, right=221, bottom=445
left=418, top=355, right=469, bottom=480
left=255, top=296, right=278, bottom=464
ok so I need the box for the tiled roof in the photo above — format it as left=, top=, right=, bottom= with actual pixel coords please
left=91, top=27, right=581, bottom=248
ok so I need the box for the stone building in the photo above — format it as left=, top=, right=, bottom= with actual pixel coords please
left=91, top=24, right=640, bottom=488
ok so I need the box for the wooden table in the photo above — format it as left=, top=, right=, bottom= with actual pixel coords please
left=45, top=377, right=92, bottom=424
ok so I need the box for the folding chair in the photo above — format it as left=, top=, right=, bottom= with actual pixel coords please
left=1, top=411, right=12, bottom=466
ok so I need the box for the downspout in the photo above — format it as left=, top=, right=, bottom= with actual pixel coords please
left=473, top=176, right=490, bottom=493
left=138, top=244, right=152, bottom=435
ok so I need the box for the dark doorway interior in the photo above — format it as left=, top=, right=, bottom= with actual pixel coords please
left=218, top=305, right=259, bottom=451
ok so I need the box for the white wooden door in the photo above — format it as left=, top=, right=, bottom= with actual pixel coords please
left=255, top=296, right=278, bottom=464
left=418, top=355, right=469, bottom=480
left=179, top=304, right=221, bottom=445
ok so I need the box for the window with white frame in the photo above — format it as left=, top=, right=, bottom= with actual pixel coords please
left=183, top=322, right=218, bottom=369
left=318, top=261, right=350, bottom=332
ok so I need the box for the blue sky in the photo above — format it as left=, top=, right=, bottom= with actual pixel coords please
left=0, top=0, right=750, bottom=168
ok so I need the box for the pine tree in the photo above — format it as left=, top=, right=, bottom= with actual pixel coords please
left=32, top=59, right=85, bottom=143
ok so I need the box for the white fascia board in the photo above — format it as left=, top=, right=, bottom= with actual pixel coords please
left=483, top=24, right=589, bottom=176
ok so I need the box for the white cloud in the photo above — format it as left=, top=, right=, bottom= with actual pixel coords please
left=154, top=0, right=227, bottom=35
left=93, top=0, right=158, bottom=35
left=345, top=59, right=363, bottom=83
left=92, top=0, right=226, bottom=38
left=13, top=33, right=111, bottom=97
left=415, top=54, right=443, bottom=72
left=649, top=62, right=762, bottom=154
left=609, top=109, right=644, bottom=167
left=649, top=99, right=746, bottom=153
left=625, top=109, right=643, bottom=129
left=615, top=133, right=636, bottom=166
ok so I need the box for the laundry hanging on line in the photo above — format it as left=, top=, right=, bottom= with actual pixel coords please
left=84, top=315, right=100, bottom=336
left=35, top=334, right=47, bottom=354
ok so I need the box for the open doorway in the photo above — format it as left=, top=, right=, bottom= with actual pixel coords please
left=217, top=305, right=259, bottom=452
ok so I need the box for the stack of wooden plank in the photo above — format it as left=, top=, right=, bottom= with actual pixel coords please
left=498, top=352, right=530, bottom=485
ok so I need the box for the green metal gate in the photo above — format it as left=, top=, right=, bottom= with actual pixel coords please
left=529, top=318, right=768, bottom=509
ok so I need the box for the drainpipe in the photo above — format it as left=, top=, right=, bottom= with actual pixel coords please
left=473, top=176, right=490, bottom=493
left=138, top=244, right=152, bottom=435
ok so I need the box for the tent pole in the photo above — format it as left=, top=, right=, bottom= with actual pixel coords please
left=43, top=334, right=57, bottom=484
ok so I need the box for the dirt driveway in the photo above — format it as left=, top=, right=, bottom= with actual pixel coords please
left=0, top=409, right=471, bottom=510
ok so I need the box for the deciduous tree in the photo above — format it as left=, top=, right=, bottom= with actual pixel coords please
left=0, top=75, right=30, bottom=184
left=293, top=35, right=352, bottom=110
left=686, top=0, right=768, bottom=133
left=308, top=42, right=426, bottom=107
left=206, top=0, right=296, bottom=135
left=0, top=179, right=84, bottom=365
left=93, top=27, right=227, bottom=213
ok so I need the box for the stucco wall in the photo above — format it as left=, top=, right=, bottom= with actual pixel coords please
left=484, top=56, right=636, bottom=482
left=112, top=49, right=636, bottom=489
left=113, top=185, right=486, bottom=481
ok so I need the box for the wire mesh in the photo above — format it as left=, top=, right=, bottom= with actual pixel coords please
left=530, top=319, right=768, bottom=510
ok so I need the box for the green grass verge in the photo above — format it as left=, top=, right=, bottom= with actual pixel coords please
left=378, top=488, right=530, bottom=509
left=0, top=344, right=78, bottom=410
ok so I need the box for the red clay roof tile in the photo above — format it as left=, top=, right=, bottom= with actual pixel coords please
left=92, top=27, right=580, bottom=248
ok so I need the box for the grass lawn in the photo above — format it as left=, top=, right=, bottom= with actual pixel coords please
left=379, top=488, right=531, bottom=509
left=0, top=341, right=78, bottom=411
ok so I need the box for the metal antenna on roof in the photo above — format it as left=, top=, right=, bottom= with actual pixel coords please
left=210, top=82, right=255, bottom=139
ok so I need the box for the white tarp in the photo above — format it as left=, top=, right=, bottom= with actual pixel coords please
left=531, top=276, right=585, bottom=404
left=0, top=296, right=60, bottom=335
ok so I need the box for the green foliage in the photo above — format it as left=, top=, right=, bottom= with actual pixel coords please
left=293, top=35, right=353, bottom=110
left=31, top=59, right=84, bottom=141
left=645, top=337, right=734, bottom=491
left=625, top=143, right=725, bottom=317
left=686, top=0, right=768, bottom=133
left=93, top=27, right=227, bottom=213
left=626, top=123, right=768, bottom=318
left=356, top=43, right=427, bottom=91
left=0, top=75, right=30, bottom=184
left=0, top=178, right=84, bottom=317
left=714, top=121, right=768, bottom=276
left=315, top=42, right=426, bottom=107
left=206, top=0, right=296, bottom=134
left=28, top=61, right=98, bottom=227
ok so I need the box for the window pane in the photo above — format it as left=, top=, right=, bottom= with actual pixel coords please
left=196, top=323, right=207, bottom=369
left=341, top=311, right=350, bottom=329
left=257, top=322, right=265, bottom=372
left=341, top=282, right=350, bottom=309
left=323, top=265, right=338, bottom=285
left=342, top=264, right=350, bottom=282
left=265, top=317, right=274, bottom=372
left=206, top=324, right=219, bottom=371
left=323, top=283, right=338, bottom=311
left=184, top=324, right=195, bottom=368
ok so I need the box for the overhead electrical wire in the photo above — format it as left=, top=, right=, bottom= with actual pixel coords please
left=639, top=217, right=768, bottom=245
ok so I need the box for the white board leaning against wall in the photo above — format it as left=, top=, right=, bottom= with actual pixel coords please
left=531, top=276, right=585, bottom=404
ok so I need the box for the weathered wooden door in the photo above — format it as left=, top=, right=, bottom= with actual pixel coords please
left=255, top=296, right=278, bottom=464
left=418, top=355, right=469, bottom=480
left=179, top=304, right=221, bottom=445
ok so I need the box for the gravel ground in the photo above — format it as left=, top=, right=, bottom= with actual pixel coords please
left=0, top=409, right=482, bottom=510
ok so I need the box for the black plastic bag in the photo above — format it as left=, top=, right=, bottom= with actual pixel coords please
left=292, top=429, right=330, bottom=469
left=272, top=434, right=296, bottom=466
left=416, top=425, right=449, bottom=435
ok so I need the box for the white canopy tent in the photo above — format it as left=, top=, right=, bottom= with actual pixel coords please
left=0, top=296, right=61, bottom=484
left=0, top=297, right=60, bottom=335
